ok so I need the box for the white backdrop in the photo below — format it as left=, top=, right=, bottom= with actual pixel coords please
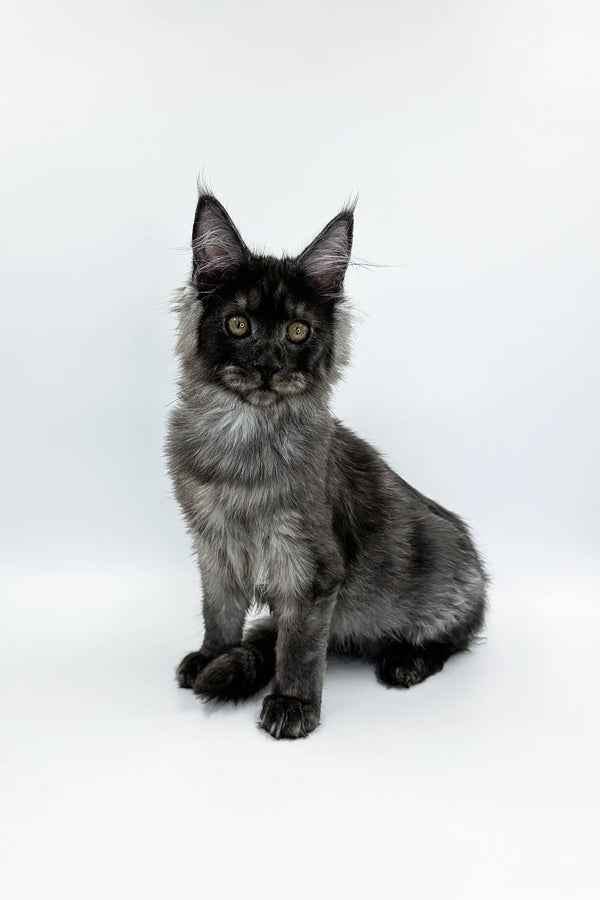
left=2, top=1, right=599, bottom=898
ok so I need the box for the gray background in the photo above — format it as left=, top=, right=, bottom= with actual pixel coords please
left=2, top=1, right=599, bottom=898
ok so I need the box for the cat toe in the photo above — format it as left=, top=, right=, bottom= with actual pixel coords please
left=377, top=643, right=449, bottom=688
left=193, top=647, right=261, bottom=702
left=259, top=694, right=319, bottom=740
left=380, top=656, right=430, bottom=687
left=176, top=650, right=210, bottom=689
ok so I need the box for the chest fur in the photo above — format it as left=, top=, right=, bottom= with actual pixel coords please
left=187, top=477, right=311, bottom=600
left=170, top=395, right=329, bottom=600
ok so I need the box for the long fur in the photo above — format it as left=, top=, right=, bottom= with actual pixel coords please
left=167, top=192, right=487, bottom=739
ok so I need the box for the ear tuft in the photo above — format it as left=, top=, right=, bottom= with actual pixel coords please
left=297, top=207, right=354, bottom=292
left=192, top=194, right=248, bottom=278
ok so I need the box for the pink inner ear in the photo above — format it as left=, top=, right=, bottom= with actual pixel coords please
left=196, top=236, right=235, bottom=272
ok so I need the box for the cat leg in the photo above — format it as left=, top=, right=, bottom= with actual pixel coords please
left=193, top=616, right=277, bottom=702
left=259, top=565, right=340, bottom=740
left=376, top=567, right=487, bottom=688
left=176, top=548, right=248, bottom=689
left=376, top=639, right=458, bottom=688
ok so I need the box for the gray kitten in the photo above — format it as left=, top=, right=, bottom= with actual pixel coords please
left=167, top=193, right=487, bottom=739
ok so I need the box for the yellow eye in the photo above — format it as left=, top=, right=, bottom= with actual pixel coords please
left=287, top=321, right=310, bottom=343
left=226, top=315, right=250, bottom=337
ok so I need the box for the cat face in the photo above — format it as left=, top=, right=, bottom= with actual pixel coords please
left=190, top=195, right=353, bottom=407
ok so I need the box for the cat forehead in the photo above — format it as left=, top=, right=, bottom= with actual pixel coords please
left=232, top=281, right=309, bottom=318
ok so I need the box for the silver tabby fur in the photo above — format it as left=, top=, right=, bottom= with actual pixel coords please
left=167, top=193, right=487, bottom=739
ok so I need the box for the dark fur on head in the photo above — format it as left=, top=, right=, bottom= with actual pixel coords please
left=188, top=194, right=354, bottom=408
left=168, top=190, right=487, bottom=740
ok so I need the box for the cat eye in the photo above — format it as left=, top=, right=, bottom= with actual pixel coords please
left=226, top=315, right=250, bottom=337
left=286, top=321, right=310, bottom=343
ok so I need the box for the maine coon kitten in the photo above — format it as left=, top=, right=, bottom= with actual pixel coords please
left=167, top=192, right=487, bottom=740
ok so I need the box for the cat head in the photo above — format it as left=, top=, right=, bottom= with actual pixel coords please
left=175, top=193, right=354, bottom=408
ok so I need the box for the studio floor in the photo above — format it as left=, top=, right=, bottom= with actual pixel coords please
left=2, top=549, right=598, bottom=899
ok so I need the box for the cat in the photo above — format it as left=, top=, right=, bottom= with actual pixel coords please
left=167, top=191, right=487, bottom=740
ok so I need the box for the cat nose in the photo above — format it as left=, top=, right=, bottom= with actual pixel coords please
left=254, top=364, right=280, bottom=383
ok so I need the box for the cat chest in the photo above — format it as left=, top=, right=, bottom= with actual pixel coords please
left=194, top=480, right=311, bottom=599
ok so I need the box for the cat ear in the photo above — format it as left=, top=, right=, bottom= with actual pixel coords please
left=192, top=194, right=248, bottom=278
left=297, top=207, right=354, bottom=292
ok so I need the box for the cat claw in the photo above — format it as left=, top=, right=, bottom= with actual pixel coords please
left=259, top=694, right=319, bottom=740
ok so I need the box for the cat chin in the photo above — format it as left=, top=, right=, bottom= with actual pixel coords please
left=245, top=389, right=281, bottom=408
left=242, top=385, right=310, bottom=407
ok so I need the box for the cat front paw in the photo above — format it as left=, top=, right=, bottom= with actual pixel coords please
left=259, top=694, right=320, bottom=740
left=176, top=650, right=210, bottom=689
left=193, top=646, right=269, bottom=702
